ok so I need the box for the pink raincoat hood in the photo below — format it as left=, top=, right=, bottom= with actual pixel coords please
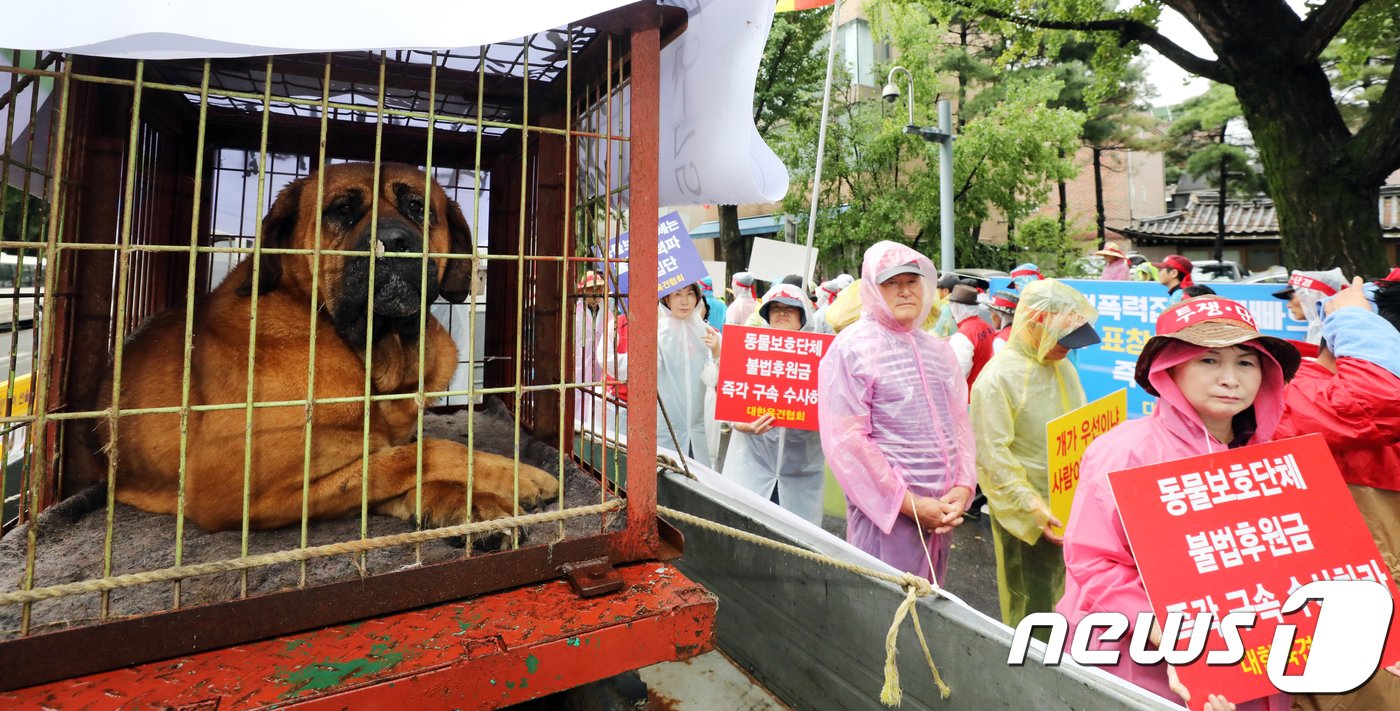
left=1144, top=339, right=1287, bottom=451
left=858, top=241, right=938, bottom=333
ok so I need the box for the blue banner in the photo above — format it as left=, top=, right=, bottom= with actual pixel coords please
left=988, top=279, right=1308, bottom=419
left=600, top=211, right=710, bottom=300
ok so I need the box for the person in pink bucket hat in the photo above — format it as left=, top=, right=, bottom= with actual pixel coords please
left=1094, top=242, right=1130, bottom=280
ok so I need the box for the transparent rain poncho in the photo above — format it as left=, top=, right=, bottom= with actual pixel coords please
left=721, top=283, right=827, bottom=524
left=969, top=278, right=1096, bottom=629
left=573, top=299, right=608, bottom=433
left=657, top=286, right=717, bottom=468
left=1292, top=268, right=1346, bottom=345
left=726, top=272, right=759, bottom=327
left=818, top=241, right=977, bottom=583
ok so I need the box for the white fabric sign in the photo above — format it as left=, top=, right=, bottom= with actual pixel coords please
left=747, top=237, right=816, bottom=285
left=703, top=260, right=727, bottom=290
left=0, top=0, right=789, bottom=207
left=658, top=0, right=789, bottom=206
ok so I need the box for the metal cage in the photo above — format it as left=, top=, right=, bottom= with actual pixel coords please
left=0, top=1, right=685, bottom=690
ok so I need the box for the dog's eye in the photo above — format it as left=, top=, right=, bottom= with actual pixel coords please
left=405, top=197, right=425, bottom=222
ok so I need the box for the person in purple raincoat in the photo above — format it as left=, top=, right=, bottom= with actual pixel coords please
left=818, top=241, right=977, bottom=584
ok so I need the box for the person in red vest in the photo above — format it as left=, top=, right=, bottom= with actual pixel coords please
left=946, top=284, right=995, bottom=387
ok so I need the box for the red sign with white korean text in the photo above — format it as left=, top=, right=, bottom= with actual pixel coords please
left=714, top=325, right=834, bottom=431
left=1109, top=434, right=1400, bottom=706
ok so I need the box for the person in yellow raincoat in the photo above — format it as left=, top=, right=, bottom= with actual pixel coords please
left=969, top=278, right=1100, bottom=632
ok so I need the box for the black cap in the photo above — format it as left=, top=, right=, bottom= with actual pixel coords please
left=936, top=273, right=960, bottom=290
left=1058, top=323, right=1101, bottom=349
left=1271, top=286, right=1295, bottom=300
left=759, top=295, right=808, bottom=328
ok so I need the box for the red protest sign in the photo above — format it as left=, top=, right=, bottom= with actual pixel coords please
left=714, top=325, right=834, bottom=431
left=1109, top=434, right=1400, bottom=706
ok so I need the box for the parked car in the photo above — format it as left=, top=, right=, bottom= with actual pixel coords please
left=1191, top=259, right=1248, bottom=282
left=1241, top=268, right=1289, bottom=285
left=953, top=268, right=1008, bottom=291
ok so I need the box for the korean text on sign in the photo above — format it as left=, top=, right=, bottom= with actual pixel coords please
left=1108, top=434, right=1400, bottom=706
left=714, top=325, right=834, bottom=431
left=598, top=211, right=709, bottom=300
left=1044, top=389, right=1127, bottom=536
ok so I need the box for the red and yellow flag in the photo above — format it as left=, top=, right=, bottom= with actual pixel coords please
left=776, top=0, right=836, bottom=12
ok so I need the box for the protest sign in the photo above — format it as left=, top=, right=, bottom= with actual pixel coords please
left=1045, top=388, right=1126, bottom=535
left=714, top=324, right=834, bottom=431
left=1109, top=434, right=1400, bottom=705
left=746, top=236, right=818, bottom=285
left=703, top=260, right=727, bottom=293
left=988, top=279, right=1307, bottom=419
left=598, top=211, right=709, bottom=300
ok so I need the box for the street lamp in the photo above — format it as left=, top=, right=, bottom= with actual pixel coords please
left=884, top=66, right=957, bottom=276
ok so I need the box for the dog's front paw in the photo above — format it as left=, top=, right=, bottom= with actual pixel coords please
left=518, top=466, right=560, bottom=509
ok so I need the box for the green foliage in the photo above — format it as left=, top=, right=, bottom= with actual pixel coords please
left=1328, top=1, right=1399, bottom=127
left=1014, top=215, right=1090, bottom=276
left=754, top=8, right=834, bottom=133
left=769, top=1, right=1086, bottom=275
left=1166, top=83, right=1268, bottom=197
left=2, top=186, right=47, bottom=250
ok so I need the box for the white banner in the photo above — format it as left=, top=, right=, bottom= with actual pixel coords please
left=0, top=0, right=789, bottom=207
left=703, top=259, right=727, bottom=290
left=658, top=0, right=789, bottom=206
left=747, top=236, right=816, bottom=285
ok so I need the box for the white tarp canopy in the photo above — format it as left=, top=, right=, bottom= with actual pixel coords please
left=0, top=0, right=788, bottom=206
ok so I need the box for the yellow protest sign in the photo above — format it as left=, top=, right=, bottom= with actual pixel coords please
left=1045, top=388, right=1127, bottom=535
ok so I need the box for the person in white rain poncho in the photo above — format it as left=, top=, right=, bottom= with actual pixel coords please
left=722, top=283, right=827, bottom=525
left=656, top=282, right=720, bottom=467
left=1272, top=268, right=1347, bottom=345
left=573, top=271, right=613, bottom=434
left=726, top=272, right=760, bottom=327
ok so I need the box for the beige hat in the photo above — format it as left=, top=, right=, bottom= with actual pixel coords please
left=1093, top=242, right=1127, bottom=260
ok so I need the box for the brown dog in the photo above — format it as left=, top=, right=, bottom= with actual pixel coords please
left=100, top=163, right=558, bottom=534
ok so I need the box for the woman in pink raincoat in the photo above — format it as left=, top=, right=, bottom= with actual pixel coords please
left=1058, top=286, right=1400, bottom=710
left=818, top=241, right=976, bottom=584
left=1058, top=297, right=1301, bottom=710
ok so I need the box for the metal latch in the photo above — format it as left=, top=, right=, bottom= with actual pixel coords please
left=562, top=558, right=624, bottom=597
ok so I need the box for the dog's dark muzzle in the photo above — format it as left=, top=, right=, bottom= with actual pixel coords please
left=343, top=220, right=441, bottom=318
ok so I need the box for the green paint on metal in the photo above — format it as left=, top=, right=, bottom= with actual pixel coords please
left=275, top=645, right=406, bottom=698
left=524, top=654, right=540, bottom=674
left=566, top=637, right=581, bottom=647
left=454, top=610, right=473, bottom=635
left=519, top=677, right=529, bottom=689
left=284, top=638, right=312, bottom=652
left=505, top=681, right=515, bottom=690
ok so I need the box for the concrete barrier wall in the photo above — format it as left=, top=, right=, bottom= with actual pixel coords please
left=659, top=472, right=1180, bottom=710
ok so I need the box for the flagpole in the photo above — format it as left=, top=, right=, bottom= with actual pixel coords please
left=801, top=0, right=841, bottom=288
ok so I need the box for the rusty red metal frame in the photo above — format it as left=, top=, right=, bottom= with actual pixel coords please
left=0, top=1, right=685, bottom=692
left=1, top=562, right=717, bottom=708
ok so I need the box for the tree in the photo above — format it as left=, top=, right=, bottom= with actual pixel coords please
left=717, top=7, right=833, bottom=281
left=1164, top=83, right=1272, bottom=260
left=903, top=0, right=1400, bottom=275
left=772, top=38, right=1085, bottom=274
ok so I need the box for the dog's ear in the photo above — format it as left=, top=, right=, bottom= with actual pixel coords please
left=236, top=177, right=304, bottom=297
left=439, top=198, right=475, bottom=304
